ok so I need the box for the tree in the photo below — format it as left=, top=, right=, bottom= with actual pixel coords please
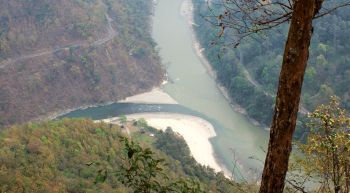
left=95, top=136, right=206, bottom=193
left=118, top=114, right=127, bottom=125
left=208, top=0, right=350, bottom=192
left=295, top=97, right=350, bottom=193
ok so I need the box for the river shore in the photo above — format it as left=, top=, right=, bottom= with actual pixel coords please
left=100, top=112, right=231, bottom=177
left=181, top=0, right=266, bottom=129
left=41, top=87, right=175, bottom=121
left=118, top=88, right=177, bottom=104
left=48, top=0, right=266, bottom=181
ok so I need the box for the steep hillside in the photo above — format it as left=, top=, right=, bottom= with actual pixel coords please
left=0, top=119, right=247, bottom=192
left=192, top=0, right=350, bottom=133
left=0, top=0, right=163, bottom=126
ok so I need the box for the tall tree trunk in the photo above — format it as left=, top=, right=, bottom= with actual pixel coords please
left=259, top=1, right=319, bottom=192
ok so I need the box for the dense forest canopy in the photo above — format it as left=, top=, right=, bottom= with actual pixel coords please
left=193, top=0, right=350, bottom=133
left=0, top=0, right=349, bottom=192
left=193, top=1, right=350, bottom=192
left=0, top=119, right=255, bottom=193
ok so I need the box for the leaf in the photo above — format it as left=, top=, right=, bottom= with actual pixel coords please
left=94, top=169, right=107, bottom=184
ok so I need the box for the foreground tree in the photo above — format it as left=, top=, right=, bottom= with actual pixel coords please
left=295, top=97, right=350, bottom=193
left=94, top=136, right=206, bottom=193
left=209, top=0, right=350, bottom=192
left=259, top=1, right=322, bottom=192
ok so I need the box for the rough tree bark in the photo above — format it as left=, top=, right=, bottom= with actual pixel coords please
left=259, top=0, right=323, bottom=192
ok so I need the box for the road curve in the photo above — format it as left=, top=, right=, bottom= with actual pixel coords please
left=0, top=13, right=116, bottom=69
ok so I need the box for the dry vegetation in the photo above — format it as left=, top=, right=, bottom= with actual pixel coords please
left=0, top=0, right=164, bottom=126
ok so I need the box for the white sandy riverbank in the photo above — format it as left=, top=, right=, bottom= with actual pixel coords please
left=44, top=87, right=177, bottom=121
left=118, top=88, right=178, bottom=104
left=100, top=112, right=230, bottom=176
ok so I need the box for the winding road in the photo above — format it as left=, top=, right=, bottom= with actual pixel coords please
left=0, top=13, right=116, bottom=69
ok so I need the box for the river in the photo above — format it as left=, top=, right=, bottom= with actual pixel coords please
left=153, top=0, right=268, bottom=178
left=62, top=0, right=269, bottom=179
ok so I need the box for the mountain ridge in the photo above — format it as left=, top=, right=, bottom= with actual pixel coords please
left=0, top=0, right=164, bottom=126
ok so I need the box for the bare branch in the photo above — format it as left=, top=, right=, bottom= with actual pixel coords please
left=205, top=0, right=293, bottom=44
left=285, top=179, right=308, bottom=193
left=315, top=2, right=350, bottom=19
left=205, top=0, right=350, bottom=45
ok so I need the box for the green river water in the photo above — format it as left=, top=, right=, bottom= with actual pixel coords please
left=152, top=0, right=268, bottom=177
left=63, top=0, right=270, bottom=179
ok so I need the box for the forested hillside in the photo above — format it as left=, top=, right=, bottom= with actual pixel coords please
left=0, top=0, right=163, bottom=126
left=0, top=118, right=251, bottom=192
left=193, top=0, right=350, bottom=132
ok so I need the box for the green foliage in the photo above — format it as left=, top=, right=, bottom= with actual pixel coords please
left=289, top=97, right=350, bottom=192
left=154, top=128, right=216, bottom=180
left=118, top=114, right=127, bottom=124
left=118, top=136, right=167, bottom=192
left=155, top=128, right=192, bottom=164
left=0, top=119, right=125, bottom=192
left=192, top=0, right=350, bottom=131
left=136, top=118, right=148, bottom=129
left=114, top=136, right=205, bottom=193
left=0, top=119, right=250, bottom=192
left=153, top=127, right=256, bottom=192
